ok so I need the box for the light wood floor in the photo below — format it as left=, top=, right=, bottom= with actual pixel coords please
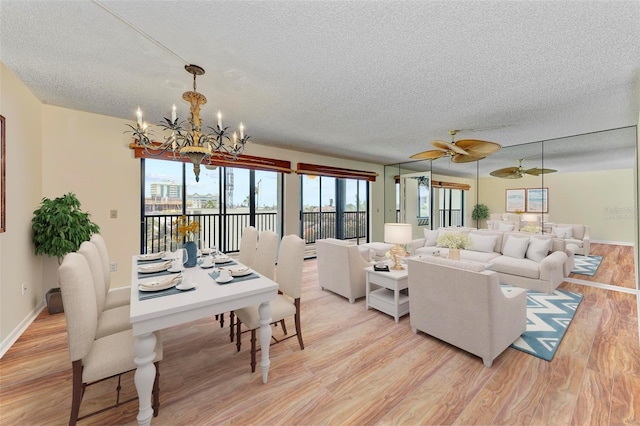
left=569, top=242, right=637, bottom=289
left=1, top=251, right=639, bottom=425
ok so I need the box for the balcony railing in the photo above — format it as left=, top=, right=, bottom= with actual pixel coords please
left=143, top=210, right=368, bottom=253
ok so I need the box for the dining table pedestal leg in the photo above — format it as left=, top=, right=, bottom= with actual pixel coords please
left=134, top=332, right=157, bottom=426
left=258, top=301, right=272, bottom=384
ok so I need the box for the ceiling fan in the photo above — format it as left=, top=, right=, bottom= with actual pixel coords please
left=490, top=159, right=557, bottom=179
left=410, top=130, right=502, bottom=163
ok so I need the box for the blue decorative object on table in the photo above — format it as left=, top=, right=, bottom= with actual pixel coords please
left=184, top=241, right=198, bottom=267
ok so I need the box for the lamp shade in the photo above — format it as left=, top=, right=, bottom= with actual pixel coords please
left=384, top=223, right=412, bottom=244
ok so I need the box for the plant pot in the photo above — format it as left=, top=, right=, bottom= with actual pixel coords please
left=184, top=241, right=198, bottom=268
left=46, top=288, right=64, bottom=314
left=449, top=248, right=461, bottom=261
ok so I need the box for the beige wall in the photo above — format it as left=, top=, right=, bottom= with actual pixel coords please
left=478, top=168, right=636, bottom=243
left=0, top=63, right=385, bottom=347
left=0, top=63, right=44, bottom=345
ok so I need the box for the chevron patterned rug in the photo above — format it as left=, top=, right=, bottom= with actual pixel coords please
left=571, top=255, right=603, bottom=276
left=509, top=288, right=583, bottom=361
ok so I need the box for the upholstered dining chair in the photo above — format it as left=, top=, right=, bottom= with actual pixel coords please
left=78, top=241, right=131, bottom=339
left=90, top=234, right=130, bottom=309
left=238, top=226, right=258, bottom=267
left=58, top=253, right=163, bottom=425
left=234, top=234, right=305, bottom=372
left=252, top=230, right=279, bottom=280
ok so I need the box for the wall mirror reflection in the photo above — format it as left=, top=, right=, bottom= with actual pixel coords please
left=385, top=126, right=638, bottom=291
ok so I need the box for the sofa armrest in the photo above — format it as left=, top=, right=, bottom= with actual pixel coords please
left=407, top=238, right=426, bottom=255
left=582, top=226, right=591, bottom=256
left=539, top=250, right=568, bottom=280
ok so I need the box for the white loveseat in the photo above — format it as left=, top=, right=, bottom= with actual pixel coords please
left=407, top=256, right=527, bottom=367
left=413, top=229, right=568, bottom=293
left=316, top=238, right=375, bottom=303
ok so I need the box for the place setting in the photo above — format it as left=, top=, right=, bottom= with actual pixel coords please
left=209, top=264, right=258, bottom=284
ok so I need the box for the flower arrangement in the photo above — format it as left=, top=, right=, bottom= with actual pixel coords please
left=515, top=209, right=524, bottom=215
left=437, top=231, right=472, bottom=249
left=172, top=215, right=199, bottom=242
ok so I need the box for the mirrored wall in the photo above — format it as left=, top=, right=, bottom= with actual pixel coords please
left=385, top=126, right=638, bottom=290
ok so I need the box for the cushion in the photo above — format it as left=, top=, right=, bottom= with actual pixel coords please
left=502, top=236, right=530, bottom=259
left=357, top=246, right=375, bottom=262
left=526, top=238, right=553, bottom=263
left=553, top=226, right=574, bottom=239
left=468, top=233, right=498, bottom=253
left=489, top=256, right=541, bottom=279
left=423, top=229, right=439, bottom=247
left=498, top=222, right=515, bottom=232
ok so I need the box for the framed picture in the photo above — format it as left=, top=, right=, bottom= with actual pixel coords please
left=527, top=188, right=548, bottom=213
left=505, top=188, right=526, bottom=212
left=0, top=115, right=5, bottom=233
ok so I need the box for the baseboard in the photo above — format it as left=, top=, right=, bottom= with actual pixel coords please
left=0, top=302, right=45, bottom=359
left=591, top=240, right=635, bottom=246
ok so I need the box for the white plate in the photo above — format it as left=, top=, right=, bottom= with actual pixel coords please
left=176, top=283, right=196, bottom=291
left=221, top=265, right=252, bottom=277
left=138, top=261, right=172, bottom=274
left=137, top=252, right=165, bottom=261
left=213, top=255, right=232, bottom=263
left=167, top=267, right=182, bottom=273
left=138, top=281, right=177, bottom=292
left=200, top=248, right=213, bottom=255
left=200, top=263, right=214, bottom=269
left=215, top=276, right=233, bottom=283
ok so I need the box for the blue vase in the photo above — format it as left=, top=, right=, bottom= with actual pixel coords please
left=184, top=241, right=198, bottom=268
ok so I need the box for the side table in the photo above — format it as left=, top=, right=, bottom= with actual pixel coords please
left=365, top=266, right=409, bottom=323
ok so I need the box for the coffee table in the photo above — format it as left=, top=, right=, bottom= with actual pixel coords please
left=365, top=266, right=409, bottom=323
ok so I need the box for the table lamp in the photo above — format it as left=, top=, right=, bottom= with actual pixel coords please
left=384, top=223, right=412, bottom=270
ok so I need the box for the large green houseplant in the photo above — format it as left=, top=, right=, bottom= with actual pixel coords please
left=472, top=203, right=489, bottom=227
left=31, top=193, right=100, bottom=313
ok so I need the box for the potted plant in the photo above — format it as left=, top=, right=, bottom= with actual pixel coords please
left=436, top=232, right=472, bottom=260
left=472, top=203, right=489, bottom=228
left=31, top=192, right=100, bottom=313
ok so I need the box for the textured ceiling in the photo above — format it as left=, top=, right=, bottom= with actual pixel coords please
left=1, top=0, right=639, bottom=171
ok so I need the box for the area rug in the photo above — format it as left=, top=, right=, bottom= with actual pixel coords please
left=509, top=288, right=583, bottom=361
left=571, top=255, right=603, bottom=276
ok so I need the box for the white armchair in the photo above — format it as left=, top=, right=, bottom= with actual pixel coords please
left=316, top=238, right=374, bottom=303
left=551, top=223, right=591, bottom=256
left=407, top=256, right=527, bottom=367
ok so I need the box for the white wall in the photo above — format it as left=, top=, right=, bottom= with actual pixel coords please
left=0, top=63, right=44, bottom=347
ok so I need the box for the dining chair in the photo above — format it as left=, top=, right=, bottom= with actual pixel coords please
left=238, top=226, right=258, bottom=267
left=252, top=230, right=279, bottom=280
left=234, top=234, right=305, bottom=372
left=90, top=233, right=131, bottom=309
left=78, top=241, right=131, bottom=339
left=58, top=253, right=162, bottom=425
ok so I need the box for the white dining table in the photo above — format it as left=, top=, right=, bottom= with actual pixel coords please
left=129, top=255, right=278, bottom=426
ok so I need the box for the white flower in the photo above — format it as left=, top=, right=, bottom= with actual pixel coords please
left=437, top=232, right=472, bottom=249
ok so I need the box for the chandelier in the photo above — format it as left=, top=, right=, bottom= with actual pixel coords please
left=127, top=64, right=249, bottom=181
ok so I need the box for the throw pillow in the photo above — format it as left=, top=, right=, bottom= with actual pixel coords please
left=502, top=236, right=530, bottom=259
left=357, top=246, right=375, bottom=262
left=553, top=226, right=574, bottom=239
left=469, top=233, right=498, bottom=253
left=526, top=238, right=553, bottom=263
left=423, top=229, right=439, bottom=247
left=498, top=222, right=515, bottom=232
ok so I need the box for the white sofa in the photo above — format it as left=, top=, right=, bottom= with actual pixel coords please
left=413, top=229, right=568, bottom=293
left=316, top=238, right=374, bottom=303
left=551, top=223, right=591, bottom=256
left=407, top=256, right=527, bottom=367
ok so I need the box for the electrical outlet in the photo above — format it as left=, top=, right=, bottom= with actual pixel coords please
left=110, top=209, right=118, bottom=219
left=21, top=282, right=27, bottom=295
left=110, top=262, right=117, bottom=272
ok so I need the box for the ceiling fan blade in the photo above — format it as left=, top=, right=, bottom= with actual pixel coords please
left=454, top=139, right=502, bottom=157
left=432, top=140, right=468, bottom=155
left=490, top=167, right=521, bottom=178
left=409, top=150, right=448, bottom=160
left=451, top=154, right=484, bottom=163
left=524, top=167, right=558, bottom=176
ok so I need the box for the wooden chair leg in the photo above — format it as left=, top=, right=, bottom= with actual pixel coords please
left=219, top=312, right=225, bottom=328
left=250, top=329, right=257, bottom=373
left=295, top=299, right=304, bottom=350
left=236, top=319, right=242, bottom=352
left=70, top=360, right=83, bottom=426
left=280, top=319, right=288, bottom=335
left=152, top=361, right=160, bottom=417
left=229, top=311, right=235, bottom=342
